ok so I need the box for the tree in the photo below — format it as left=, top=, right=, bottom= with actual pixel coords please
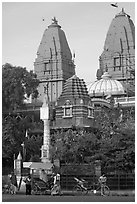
left=94, top=106, right=135, bottom=173
left=50, top=106, right=135, bottom=173
left=50, top=129, right=98, bottom=164
left=2, top=63, right=40, bottom=168
left=2, top=119, right=16, bottom=159
left=25, top=135, right=42, bottom=161
left=2, top=63, right=39, bottom=112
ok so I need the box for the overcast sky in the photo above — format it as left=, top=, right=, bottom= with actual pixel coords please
left=2, top=1, right=135, bottom=83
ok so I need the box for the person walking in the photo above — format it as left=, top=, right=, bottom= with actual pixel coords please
left=10, top=172, right=18, bottom=194
left=25, top=174, right=32, bottom=195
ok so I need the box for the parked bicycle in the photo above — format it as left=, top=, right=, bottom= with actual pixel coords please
left=2, top=184, right=15, bottom=195
left=73, top=177, right=110, bottom=196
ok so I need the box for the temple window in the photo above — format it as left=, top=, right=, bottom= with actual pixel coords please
left=44, top=63, right=50, bottom=74
left=88, top=106, right=94, bottom=118
left=62, top=100, right=72, bottom=118
left=114, top=57, right=121, bottom=71
left=64, top=107, right=72, bottom=116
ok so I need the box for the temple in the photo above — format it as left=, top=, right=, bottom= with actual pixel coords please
left=34, top=17, right=75, bottom=104
left=3, top=8, right=135, bottom=158
left=97, top=8, right=135, bottom=97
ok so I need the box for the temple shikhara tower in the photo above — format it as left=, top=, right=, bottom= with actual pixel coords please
left=97, top=8, right=135, bottom=96
left=34, top=17, right=75, bottom=103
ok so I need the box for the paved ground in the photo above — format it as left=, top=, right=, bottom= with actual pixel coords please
left=2, top=190, right=135, bottom=202
left=2, top=194, right=135, bottom=202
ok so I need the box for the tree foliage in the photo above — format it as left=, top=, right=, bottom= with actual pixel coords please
left=50, top=106, right=135, bottom=173
left=2, top=63, right=40, bottom=166
left=2, top=63, right=39, bottom=112
left=50, top=129, right=99, bottom=164
left=94, top=106, right=135, bottom=173
left=2, top=117, right=24, bottom=167
left=2, top=116, right=43, bottom=163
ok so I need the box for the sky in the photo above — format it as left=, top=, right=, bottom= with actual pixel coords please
left=2, top=1, right=135, bottom=84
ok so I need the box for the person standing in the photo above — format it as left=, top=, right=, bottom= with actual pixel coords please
left=25, top=174, right=31, bottom=195
left=10, top=172, right=18, bottom=194
left=98, top=174, right=107, bottom=196
left=51, top=172, right=61, bottom=195
left=40, top=169, right=48, bottom=183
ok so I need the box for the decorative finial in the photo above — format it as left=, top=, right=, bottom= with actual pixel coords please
left=52, top=17, right=58, bottom=24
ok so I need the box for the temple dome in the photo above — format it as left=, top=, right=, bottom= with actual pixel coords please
left=88, top=72, right=125, bottom=97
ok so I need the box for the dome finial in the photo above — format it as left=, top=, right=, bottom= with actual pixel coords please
left=52, top=17, right=58, bottom=24
left=48, top=17, right=61, bottom=28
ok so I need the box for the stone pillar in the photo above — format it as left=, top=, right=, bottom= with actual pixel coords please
left=41, top=119, right=50, bottom=162
left=40, top=85, right=50, bottom=163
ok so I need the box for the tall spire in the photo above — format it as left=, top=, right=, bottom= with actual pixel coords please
left=34, top=18, right=75, bottom=103
left=98, top=7, right=135, bottom=87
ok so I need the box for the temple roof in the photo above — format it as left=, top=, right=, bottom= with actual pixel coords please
left=58, top=75, right=90, bottom=100
left=103, top=8, right=135, bottom=53
left=36, top=17, right=72, bottom=60
left=88, top=72, right=125, bottom=97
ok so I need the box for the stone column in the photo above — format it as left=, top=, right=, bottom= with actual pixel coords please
left=40, top=85, right=50, bottom=163
left=41, top=119, right=50, bottom=162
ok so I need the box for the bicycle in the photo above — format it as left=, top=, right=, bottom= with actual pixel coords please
left=73, top=178, right=88, bottom=195
left=73, top=177, right=110, bottom=196
left=2, top=183, right=16, bottom=195
left=91, top=182, right=110, bottom=196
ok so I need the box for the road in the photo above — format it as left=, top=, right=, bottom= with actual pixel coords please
left=2, top=194, right=135, bottom=202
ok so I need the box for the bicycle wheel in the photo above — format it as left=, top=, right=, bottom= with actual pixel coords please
left=82, top=188, right=88, bottom=195
left=103, top=185, right=110, bottom=196
left=73, top=185, right=82, bottom=196
left=32, top=186, right=39, bottom=195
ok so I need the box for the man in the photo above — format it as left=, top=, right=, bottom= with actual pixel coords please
left=51, top=172, right=61, bottom=195
left=98, top=174, right=107, bottom=196
left=10, top=172, right=18, bottom=194
left=25, top=174, right=31, bottom=195
left=40, top=169, right=48, bottom=183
